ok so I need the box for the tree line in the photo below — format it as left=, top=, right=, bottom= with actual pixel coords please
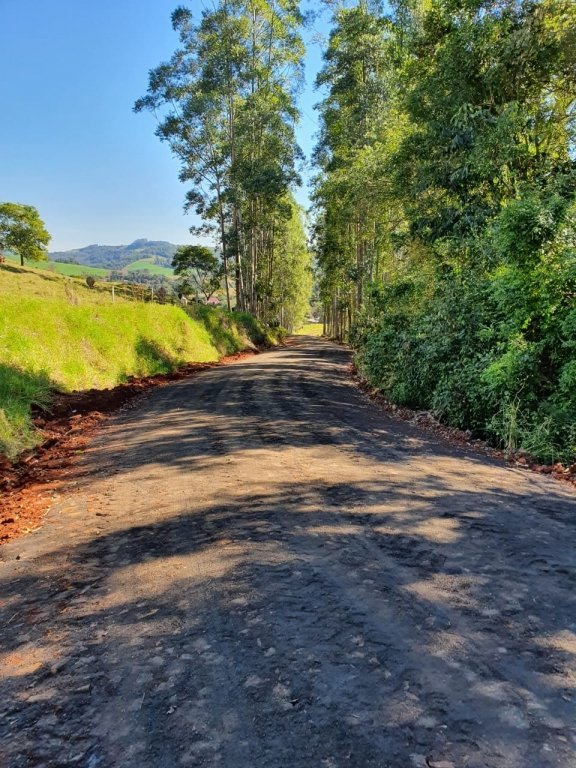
left=313, top=0, right=575, bottom=462
left=135, top=0, right=312, bottom=331
left=6, top=0, right=572, bottom=460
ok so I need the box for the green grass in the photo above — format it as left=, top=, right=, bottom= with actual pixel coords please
left=294, top=322, right=324, bottom=337
left=4, top=252, right=176, bottom=278
left=0, top=261, right=115, bottom=300
left=2, top=251, right=22, bottom=264
left=0, top=263, right=276, bottom=458
left=188, top=305, right=282, bottom=353
left=124, top=258, right=174, bottom=276
left=49, top=261, right=109, bottom=277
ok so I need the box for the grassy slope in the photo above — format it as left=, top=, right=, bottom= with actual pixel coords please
left=0, top=264, right=274, bottom=458
left=124, top=258, right=174, bottom=276
left=49, top=262, right=109, bottom=277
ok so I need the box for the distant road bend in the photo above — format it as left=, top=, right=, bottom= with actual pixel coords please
left=1, top=337, right=575, bottom=767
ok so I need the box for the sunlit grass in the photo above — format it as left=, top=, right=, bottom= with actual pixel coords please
left=48, top=261, right=109, bottom=277
left=0, top=263, right=271, bottom=457
left=294, top=322, right=324, bottom=336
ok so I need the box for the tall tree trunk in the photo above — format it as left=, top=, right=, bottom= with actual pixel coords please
left=233, top=206, right=244, bottom=309
left=215, top=174, right=232, bottom=311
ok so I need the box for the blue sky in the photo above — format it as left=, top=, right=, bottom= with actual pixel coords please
left=0, top=0, right=325, bottom=251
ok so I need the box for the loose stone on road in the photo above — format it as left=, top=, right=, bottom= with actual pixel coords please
left=1, top=337, right=575, bottom=767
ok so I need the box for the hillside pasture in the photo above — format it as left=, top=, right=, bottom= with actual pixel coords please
left=124, top=258, right=174, bottom=276
left=50, top=261, right=109, bottom=277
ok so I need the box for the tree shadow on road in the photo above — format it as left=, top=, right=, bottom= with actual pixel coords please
left=1, top=337, right=575, bottom=767
left=1, top=473, right=574, bottom=767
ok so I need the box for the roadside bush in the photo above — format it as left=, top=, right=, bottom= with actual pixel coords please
left=186, top=304, right=283, bottom=353
left=354, top=194, right=576, bottom=463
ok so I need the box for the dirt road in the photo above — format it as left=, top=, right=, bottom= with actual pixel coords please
left=1, top=337, right=575, bottom=768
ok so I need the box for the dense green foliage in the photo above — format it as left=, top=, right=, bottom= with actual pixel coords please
left=0, top=202, right=51, bottom=266
left=173, top=245, right=221, bottom=301
left=189, top=304, right=281, bottom=351
left=313, top=0, right=576, bottom=462
left=0, top=264, right=277, bottom=458
left=136, top=1, right=312, bottom=328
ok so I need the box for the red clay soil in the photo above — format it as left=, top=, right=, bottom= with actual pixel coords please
left=0, top=350, right=257, bottom=545
left=2, top=345, right=573, bottom=546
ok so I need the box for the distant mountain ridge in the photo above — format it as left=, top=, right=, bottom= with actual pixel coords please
left=49, top=239, right=181, bottom=269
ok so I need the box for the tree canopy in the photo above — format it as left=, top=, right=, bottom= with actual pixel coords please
left=173, top=245, right=222, bottom=301
left=312, top=0, right=576, bottom=462
left=135, top=0, right=312, bottom=329
left=0, top=203, right=51, bottom=266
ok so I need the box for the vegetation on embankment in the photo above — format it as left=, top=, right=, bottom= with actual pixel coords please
left=313, top=1, right=576, bottom=465
left=0, top=264, right=277, bottom=458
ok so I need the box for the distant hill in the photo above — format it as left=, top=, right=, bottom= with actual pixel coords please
left=49, top=239, right=180, bottom=269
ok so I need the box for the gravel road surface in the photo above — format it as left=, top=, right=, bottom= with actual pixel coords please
left=1, top=337, right=575, bottom=768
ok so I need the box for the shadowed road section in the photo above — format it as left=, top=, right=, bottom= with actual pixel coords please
left=1, top=337, right=575, bottom=767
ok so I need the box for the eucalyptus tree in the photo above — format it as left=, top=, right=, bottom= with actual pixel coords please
left=313, top=0, right=576, bottom=461
left=136, top=1, right=310, bottom=321
left=232, top=0, right=305, bottom=316
left=312, top=0, right=398, bottom=337
left=135, top=4, right=243, bottom=310
left=264, top=195, right=311, bottom=330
